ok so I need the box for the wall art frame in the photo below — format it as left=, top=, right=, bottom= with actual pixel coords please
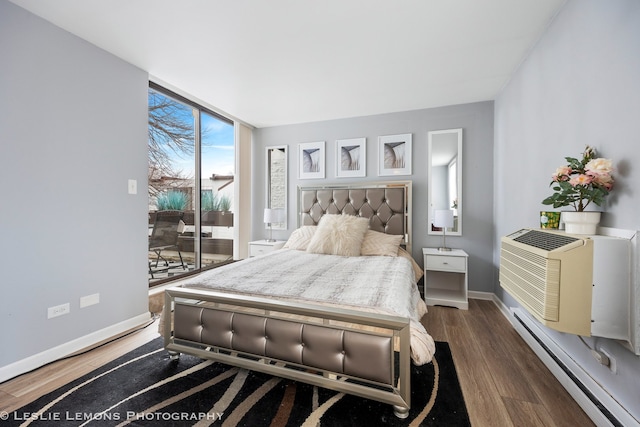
left=336, top=137, right=366, bottom=178
left=378, top=133, right=412, bottom=176
left=298, top=141, right=325, bottom=179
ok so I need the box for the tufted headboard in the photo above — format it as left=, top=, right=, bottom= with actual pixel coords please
left=297, top=181, right=412, bottom=252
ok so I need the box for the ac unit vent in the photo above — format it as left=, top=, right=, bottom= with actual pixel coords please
left=500, top=229, right=594, bottom=336
left=512, top=229, right=580, bottom=251
left=501, top=228, right=634, bottom=346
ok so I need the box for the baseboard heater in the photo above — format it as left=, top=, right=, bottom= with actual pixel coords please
left=511, top=308, right=630, bottom=427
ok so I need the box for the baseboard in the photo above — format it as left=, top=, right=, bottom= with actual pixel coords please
left=510, top=307, right=638, bottom=427
left=492, top=294, right=514, bottom=324
left=468, top=290, right=493, bottom=300
left=0, top=312, right=151, bottom=384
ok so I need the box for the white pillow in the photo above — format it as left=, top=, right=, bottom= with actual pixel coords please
left=306, top=214, right=370, bottom=256
left=360, top=230, right=402, bottom=257
left=283, top=226, right=317, bottom=250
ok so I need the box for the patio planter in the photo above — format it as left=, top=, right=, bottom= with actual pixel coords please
left=202, top=210, right=233, bottom=227
left=178, top=236, right=233, bottom=256
left=173, top=210, right=233, bottom=227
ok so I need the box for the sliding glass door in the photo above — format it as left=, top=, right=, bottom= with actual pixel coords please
left=148, top=83, right=235, bottom=285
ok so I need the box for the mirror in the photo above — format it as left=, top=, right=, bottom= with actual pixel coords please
left=266, top=146, right=287, bottom=229
left=428, top=129, right=462, bottom=236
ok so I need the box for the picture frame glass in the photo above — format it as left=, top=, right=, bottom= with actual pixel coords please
left=336, top=138, right=366, bottom=178
left=378, top=134, right=412, bottom=176
left=298, top=141, right=325, bottom=179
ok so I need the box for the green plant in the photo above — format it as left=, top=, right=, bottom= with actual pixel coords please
left=201, top=191, right=232, bottom=211
left=217, top=194, right=232, bottom=211
left=156, top=190, right=188, bottom=211
left=201, top=191, right=217, bottom=211
left=542, top=146, right=614, bottom=212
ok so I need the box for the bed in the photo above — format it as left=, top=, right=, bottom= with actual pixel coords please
left=162, top=181, right=435, bottom=418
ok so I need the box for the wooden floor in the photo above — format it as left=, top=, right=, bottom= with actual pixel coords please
left=0, top=299, right=594, bottom=426
left=423, top=299, right=594, bottom=427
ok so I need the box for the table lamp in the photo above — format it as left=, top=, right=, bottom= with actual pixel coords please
left=264, top=208, right=285, bottom=242
left=433, top=209, right=454, bottom=251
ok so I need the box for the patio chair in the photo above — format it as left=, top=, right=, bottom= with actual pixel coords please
left=149, top=210, right=186, bottom=278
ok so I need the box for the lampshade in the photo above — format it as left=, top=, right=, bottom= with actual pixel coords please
left=264, top=208, right=285, bottom=224
left=433, top=209, right=454, bottom=229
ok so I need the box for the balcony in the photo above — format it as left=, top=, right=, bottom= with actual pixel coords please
left=148, top=210, right=234, bottom=283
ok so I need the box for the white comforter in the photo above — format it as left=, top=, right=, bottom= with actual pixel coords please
left=179, top=249, right=435, bottom=364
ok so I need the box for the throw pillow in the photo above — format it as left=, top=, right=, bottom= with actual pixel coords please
left=360, top=230, right=402, bottom=256
left=306, top=214, right=370, bottom=256
left=283, top=226, right=317, bottom=251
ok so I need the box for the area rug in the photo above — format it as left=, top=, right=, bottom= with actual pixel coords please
left=5, top=339, right=470, bottom=426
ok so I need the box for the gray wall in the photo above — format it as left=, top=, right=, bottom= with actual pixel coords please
left=252, top=101, right=495, bottom=292
left=0, top=1, right=149, bottom=368
left=494, top=0, right=640, bottom=419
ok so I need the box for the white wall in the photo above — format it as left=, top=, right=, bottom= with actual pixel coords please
left=0, top=0, right=150, bottom=375
left=494, top=0, right=640, bottom=421
left=252, top=101, right=495, bottom=292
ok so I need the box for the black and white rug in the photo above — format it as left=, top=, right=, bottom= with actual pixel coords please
left=5, top=338, right=470, bottom=426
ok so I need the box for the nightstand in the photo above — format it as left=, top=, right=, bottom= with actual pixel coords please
left=248, top=240, right=285, bottom=257
left=422, top=248, right=468, bottom=309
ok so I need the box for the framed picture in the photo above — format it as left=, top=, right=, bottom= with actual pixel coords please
left=336, top=137, right=366, bottom=178
left=298, top=141, right=325, bottom=179
left=378, top=133, right=412, bottom=176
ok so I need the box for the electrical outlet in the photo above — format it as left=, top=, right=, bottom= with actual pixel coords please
left=599, top=348, right=617, bottom=374
left=80, top=293, right=100, bottom=308
left=47, top=303, right=70, bottom=319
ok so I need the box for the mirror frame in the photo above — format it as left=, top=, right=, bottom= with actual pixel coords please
left=427, top=128, right=462, bottom=236
left=266, top=145, right=288, bottom=230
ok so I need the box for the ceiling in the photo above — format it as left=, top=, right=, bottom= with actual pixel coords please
left=10, top=0, right=565, bottom=128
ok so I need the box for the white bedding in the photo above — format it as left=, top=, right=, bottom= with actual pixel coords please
left=178, top=249, right=435, bottom=364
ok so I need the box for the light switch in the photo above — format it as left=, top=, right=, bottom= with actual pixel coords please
left=128, top=179, right=137, bottom=195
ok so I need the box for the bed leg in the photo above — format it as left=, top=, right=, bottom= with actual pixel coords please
left=393, top=405, right=409, bottom=419
left=168, top=351, right=180, bottom=361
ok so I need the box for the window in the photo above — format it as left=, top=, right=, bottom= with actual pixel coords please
left=147, top=83, right=235, bottom=285
left=448, top=157, right=458, bottom=216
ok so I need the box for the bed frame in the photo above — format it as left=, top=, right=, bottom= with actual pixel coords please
left=164, top=181, right=414, bottom=418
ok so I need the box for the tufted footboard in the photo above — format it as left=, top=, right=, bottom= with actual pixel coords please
left=164, top=287, right=412, bottom=418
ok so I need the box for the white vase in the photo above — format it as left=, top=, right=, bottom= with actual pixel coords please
left=562, top=211, right=601, bottom=235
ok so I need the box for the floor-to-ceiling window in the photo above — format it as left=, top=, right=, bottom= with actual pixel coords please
left=147, top=83, right=235, bottom=285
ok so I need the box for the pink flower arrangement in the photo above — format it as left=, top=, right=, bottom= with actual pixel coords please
left=542, top=146, right=614, bottom=212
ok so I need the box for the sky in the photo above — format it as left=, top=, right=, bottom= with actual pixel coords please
left=152, top=89, right=235, bottom=180
left=201, top=112, right=234, bottom=178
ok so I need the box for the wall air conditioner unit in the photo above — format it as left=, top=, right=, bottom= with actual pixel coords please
left=500, top=228, right=630, bottom=340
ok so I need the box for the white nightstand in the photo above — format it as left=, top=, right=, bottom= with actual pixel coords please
left=422, top=248, right=468, bottom=309
left=248, top=240, right=285, bottom=257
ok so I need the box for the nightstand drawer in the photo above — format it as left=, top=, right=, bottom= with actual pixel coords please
left=426, top=255, right=466, bottom=272
left=250, top=245, right=272, bottom=257
left=248, top=240, right=285, bottom=257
